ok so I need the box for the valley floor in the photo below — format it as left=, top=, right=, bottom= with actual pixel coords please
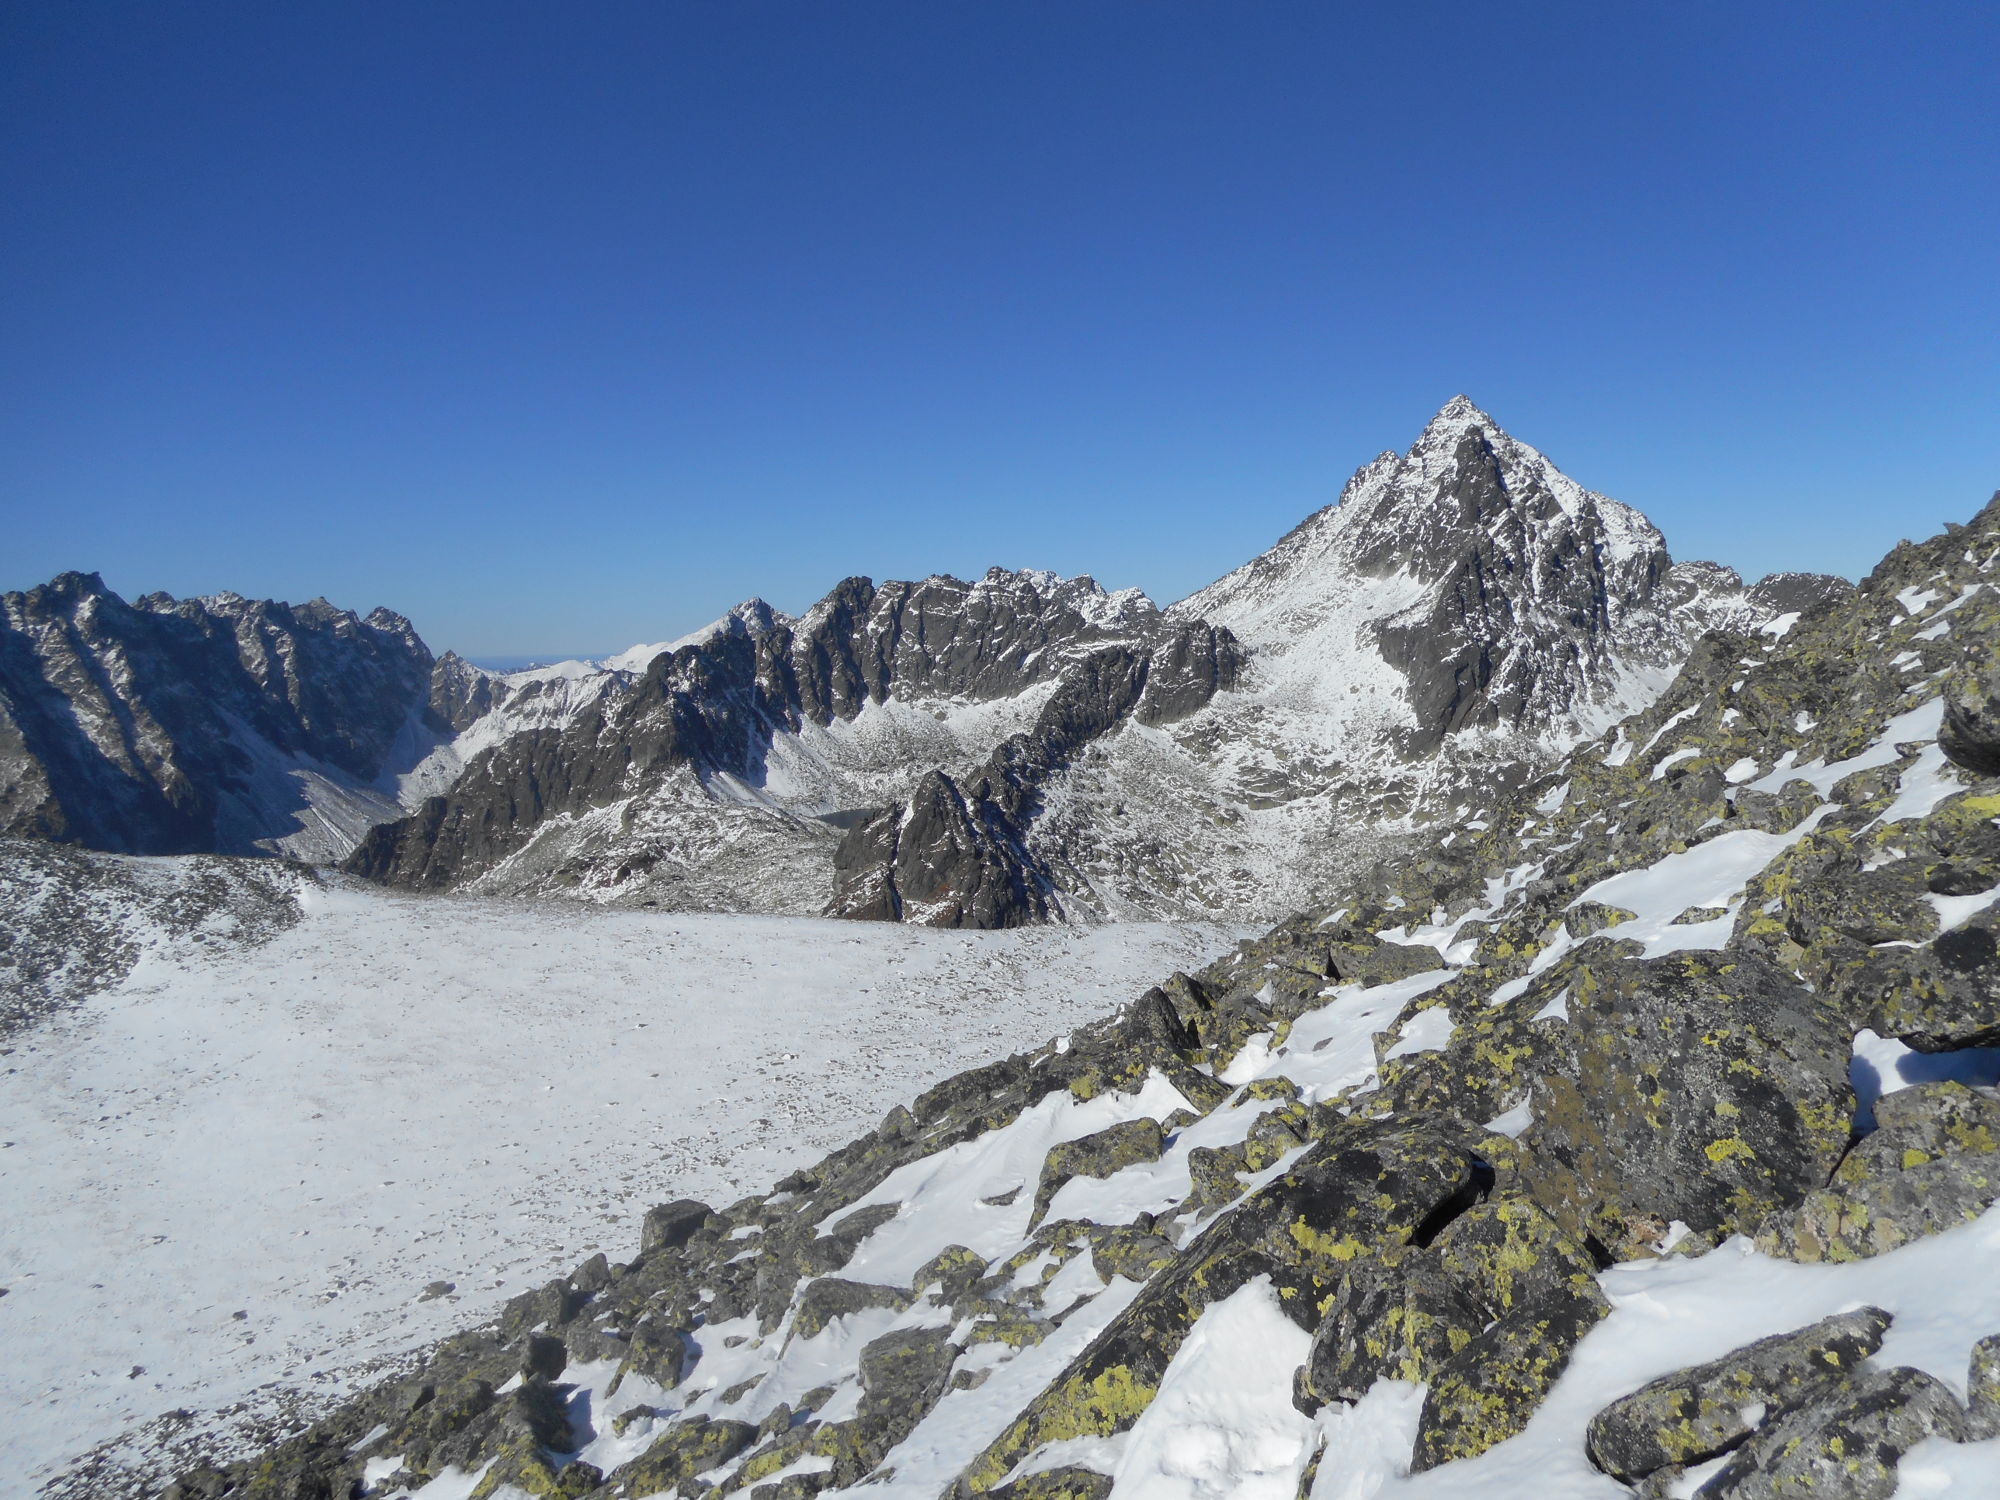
left=0, top=877, right=1246, bottom=1496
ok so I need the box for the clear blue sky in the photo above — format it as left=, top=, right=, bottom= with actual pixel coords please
left=4, top=2, right=1996, bottom=657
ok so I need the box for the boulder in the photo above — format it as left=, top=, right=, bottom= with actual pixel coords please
left=1565, top=902, right=1637, bottom=939
left=1757, top=1082, right=2000, bottom=1262
left=1756, top=1152, right=2000, bottom=1262
left=916, top=1244, right=990, bottom=1302
left=1697, top=1365, right=1968, bottom=1498
left=1521, top=953, right=1852, bottom=1250
left=987, top=1469, right=1114, bottom=1500
left=613, top=1415, right=758, bottom=1497
left=1429, top=1196, right=1603, bottom=1313
left=1969, top=1332, right=2000, bottom=1440
left=1940, top=655, right=2000, bottom=775
left=1029, top=1118, right=1166, bottom=1228
left=1089, top=1227, right=1178, bottom=1284
left=1833, top=917, right=2000, bottom=1051
left=614, top=1317, right=690, bottom=1392
left=1295, top=1249, right=1487, bottom=1412
left=1411, top=1281, right=1609, bottom=1469
left=792, top=1278, right=913, bottom=1339
left=855, top=1325, right=959, bottom=1453
left=641, top=1198, right=717, bottom=1255
left=518, top=1333, right=567, bottom=1383
left=1585, top=1307, right=1892, bottom=1482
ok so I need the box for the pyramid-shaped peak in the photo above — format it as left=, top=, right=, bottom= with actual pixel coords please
left=1420, top=394, right=1500, bottom=437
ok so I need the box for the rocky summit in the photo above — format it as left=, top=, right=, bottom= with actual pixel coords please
left=118, top=473, right=2000, bottom=1499
left=0, top=401, right=1840, bottom=927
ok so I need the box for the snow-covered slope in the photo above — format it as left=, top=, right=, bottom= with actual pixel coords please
left=1179, top=395, right=1746, bottom=752
left=0, top=869, right=1244, bottom=1497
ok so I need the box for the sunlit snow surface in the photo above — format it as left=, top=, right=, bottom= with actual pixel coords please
left=0, top=877, right=1245, bottom=1492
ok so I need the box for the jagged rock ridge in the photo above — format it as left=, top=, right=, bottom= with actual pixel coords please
left=2, top=400, right=1847, bottom=928
left=345, top=569, right=1241, bottom=926
left=0, top=573, right=445, bottom=861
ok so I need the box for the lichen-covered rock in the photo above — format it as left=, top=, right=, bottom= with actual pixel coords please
left=1429, top=1196, right=1602, bottom=1312
left=614, top=1414, right=758, bottom=1497
left=1838, top=1080, right=2000, bottom=1178
left=613, top=1316, right=691, bottom=1394
left=642, top=1198, right=718, bottom=1254
left=1755, top=1152, right=2000, bottom=1262
left=1968, top=1332, right=2000, bottom=1440
left=791, top=1278, right=913, bottom=1339
left=1696, top=1364, right=1968, bottom=1498
left=1320, top=931, right=1447, bottom=986
left=986, top=1467, right=1114, bottom=1500
left=1029, top=1118, right=1166, bottom=1228
left=1295, top=1249, right=1487, bottom=1412
left=519, top=1332, right=567, bottom=1383
left=1565, top=902, right=1637, bottom=939
left=960, top=1117, right=1485, bottom=1491
left=1521, top=952, right=1852, bottom=1250
left=1832, top=912, right=2000, bottom=1051
left=395, top=1377, right=498, bottom=1472
left=1755, top=1080, right=2000, bottom=1261
left=1410, top=1281, right=1609, bottom=1469
left=1089, top=1226, right=1179, bottom=1284
left=916, top=1243, right=990, bottom=1302
left=470, top=1441, right=601, bottom=1500
left=1783, top=862, right=1937, bottom=952
left=1584, top=1307, right=1892, bottom=1482
left=854, top=1326, right=959, bottom=1458
left=1940, top=650, right=2000, bottom=776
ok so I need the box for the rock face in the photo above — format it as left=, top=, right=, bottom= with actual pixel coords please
left=0, top=573, right=444, bottom=860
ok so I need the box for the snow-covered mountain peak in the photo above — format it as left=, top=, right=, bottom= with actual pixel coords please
left=1177, top=399, right=1663, bottom=637
left=1164, top=398, right=1806, bottom=769
left=1410, top=390, right=1498, bottom=445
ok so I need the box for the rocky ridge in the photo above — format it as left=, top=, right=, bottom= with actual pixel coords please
left=0, top=403, right=1842, bottom=930
left=345, top=570, right=1241, bottom=927
left=347, top=400, right=1845, bottom=927
left=172, top=496, right=2000, bottom=1499
left=0, top=574, right=446, bottom=862
left=0, top=837, right=314, bottom=1036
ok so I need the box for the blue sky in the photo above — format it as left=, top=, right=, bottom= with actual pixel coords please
left=4, top=2, right=1996, bottom=657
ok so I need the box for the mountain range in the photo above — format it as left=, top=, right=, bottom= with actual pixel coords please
left=9, top=398, right=2000, bottom=1500
left=0, top=398, right=1846, bottom=928
left=127, top=450, right=2000, bottom=1500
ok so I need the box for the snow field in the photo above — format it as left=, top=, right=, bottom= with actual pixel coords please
left=0, top=876, right=1245, bottom=1493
